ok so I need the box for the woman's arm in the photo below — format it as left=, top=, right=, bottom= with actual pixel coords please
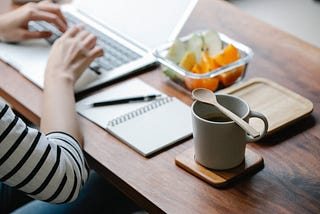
left=41, top=26, right=103, bottom=147
left=0, top=101, right=89, bottom=203
left=0, top=1, right=103, bottom=203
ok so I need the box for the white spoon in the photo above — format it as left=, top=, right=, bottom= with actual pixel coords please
left=192, top=88, right=260, bottom=138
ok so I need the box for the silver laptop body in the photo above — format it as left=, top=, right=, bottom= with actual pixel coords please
left=28, top=0, right=198, bottom=94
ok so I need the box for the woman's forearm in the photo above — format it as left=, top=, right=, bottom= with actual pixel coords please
left=40, top=26, right=102, bottom=148
left=41, top=75, right=83, bottom=147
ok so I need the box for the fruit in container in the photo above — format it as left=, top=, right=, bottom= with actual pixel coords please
left=187, top=34, right=203, bottom=63
left=165, top=30, right=244, bottom=91
left=167, top=39, right=186, bottom=64
left=214, top=44, right=245, bottom=86
left=203, top=30, right=222, bottom=57
left=179, top=51, right=197, bottom=71
left=184, top=51, right=220, bottom=91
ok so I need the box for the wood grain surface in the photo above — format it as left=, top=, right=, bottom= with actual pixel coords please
left=175, top=148, right=264, bottom=188
left=1, top=0, right=320, bottom=213
left=221, top=77, right=314, bottom=134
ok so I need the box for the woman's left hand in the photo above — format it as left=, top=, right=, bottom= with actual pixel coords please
left=0, top=1, right=67, bottom=42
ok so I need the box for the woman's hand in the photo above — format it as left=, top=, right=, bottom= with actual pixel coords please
left=45, top=25, right=104, bottom=85
left=0, top=1, right=67, bottom=42
left=41, top=26, right=103, bottom=146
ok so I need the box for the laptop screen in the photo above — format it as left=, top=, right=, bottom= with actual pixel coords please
left=73, top=0, right=198, bottom=50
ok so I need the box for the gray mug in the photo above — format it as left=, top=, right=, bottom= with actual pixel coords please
left=191, top=94, right=268, bottom=170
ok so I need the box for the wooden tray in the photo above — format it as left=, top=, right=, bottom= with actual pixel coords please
left=175, top=148, right=264, bottom=188
left=220, top=78, right=313, bottom=134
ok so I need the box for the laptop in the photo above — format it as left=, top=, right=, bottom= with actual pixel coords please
left=0, top=0, right=198, bottom=94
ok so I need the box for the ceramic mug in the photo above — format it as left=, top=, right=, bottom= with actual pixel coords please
left=191, top=94, right=268, bottom=170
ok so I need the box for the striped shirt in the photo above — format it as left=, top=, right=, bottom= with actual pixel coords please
left=0, top=100, right=89, bottom=204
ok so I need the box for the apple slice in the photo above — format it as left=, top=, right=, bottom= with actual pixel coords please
left=203, top=30, right=222, bottom=57
left=167, top=39, right=186, bottom=63
left=187, top=34, right=203, bottom=63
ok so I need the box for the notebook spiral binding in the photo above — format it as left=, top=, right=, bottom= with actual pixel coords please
left=107, top=97, right=174, bottom=127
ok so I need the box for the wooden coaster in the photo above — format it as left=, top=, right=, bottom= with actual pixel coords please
left=175, top=148, right=264, bottom=188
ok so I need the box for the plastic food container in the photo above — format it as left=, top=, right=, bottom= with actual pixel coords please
left=153, top=30, right=254, bottom=92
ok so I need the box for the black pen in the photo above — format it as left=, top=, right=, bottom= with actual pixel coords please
left=91, top=94, right=162, bottom=107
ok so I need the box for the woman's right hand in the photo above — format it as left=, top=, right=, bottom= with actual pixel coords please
left=45, top=25, right=104, bottom=85
left=41, top=26, right=103, bottom=144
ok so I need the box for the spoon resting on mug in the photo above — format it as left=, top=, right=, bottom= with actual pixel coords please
left=192, top=88, right=260, bottom=138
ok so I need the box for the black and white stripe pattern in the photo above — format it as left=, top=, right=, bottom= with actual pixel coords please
left=0, top=100, right=89, bottom=203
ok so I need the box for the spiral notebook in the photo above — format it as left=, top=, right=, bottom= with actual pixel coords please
left=76, top=79, right=192, bottom=156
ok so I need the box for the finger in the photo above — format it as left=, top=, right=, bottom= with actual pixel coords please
left=37, top=2, right=67, bottom=26
left=77, top=46, right=103, bottom=67
left=72, top=46, right=104, bottom=79
left=88, top=46, right=104, bottom=59
left=21, top=30, right=53, bottom=40
left=81, top=33, right=97, bottom=50
left=76, top=30, right=91, bottom=42
left=28, top=10, right=67, bottom=32
left=64, top=25, right=84, bottom=38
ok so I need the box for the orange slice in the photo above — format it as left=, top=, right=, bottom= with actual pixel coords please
left=179, top=51, right=197, bottom=71
left=184, top=62, right=219, bottom=91
left=200, top=51, right=221, bottom=73
left=214, top=44, right=240, bottom=66
left=214, top=44, right=243, bottom=86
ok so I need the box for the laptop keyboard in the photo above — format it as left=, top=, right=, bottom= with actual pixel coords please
left=29, top=13, right=142, bottom=74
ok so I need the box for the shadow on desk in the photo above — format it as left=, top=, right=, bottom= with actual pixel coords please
left=148, top=134, right=193, bottom=158
left=75, top=63, right=158, bottom=100
left=258, top=115, right=316, bottom=146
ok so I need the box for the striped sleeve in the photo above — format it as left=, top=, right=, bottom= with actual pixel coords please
left=0, top=101, right=89, bottom=204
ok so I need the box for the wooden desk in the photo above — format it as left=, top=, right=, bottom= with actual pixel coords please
left=1, top=0, right=320, bottom=213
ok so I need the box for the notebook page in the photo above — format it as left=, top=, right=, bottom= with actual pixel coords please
left=106, top=97, right=192, bottom=156
left=76, top=78, right=163, bottom=128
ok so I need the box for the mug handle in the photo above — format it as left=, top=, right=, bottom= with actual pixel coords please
left=245, top=110, right=269, bottom=142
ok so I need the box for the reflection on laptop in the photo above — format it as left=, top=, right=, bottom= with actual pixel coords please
left=9, top=0, right=199, bottom=94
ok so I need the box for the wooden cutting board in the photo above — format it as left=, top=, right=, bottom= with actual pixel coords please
left=219, top=77, right=313, bottom=135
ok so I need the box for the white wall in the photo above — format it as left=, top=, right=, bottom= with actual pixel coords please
left=228, top=0, right=320, bottom=47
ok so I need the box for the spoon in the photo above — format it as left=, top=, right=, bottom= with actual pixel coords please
left=192, top=88, right=260, bottom=138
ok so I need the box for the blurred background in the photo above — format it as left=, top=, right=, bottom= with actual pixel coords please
left=227, top=0, right=320, bottom=47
